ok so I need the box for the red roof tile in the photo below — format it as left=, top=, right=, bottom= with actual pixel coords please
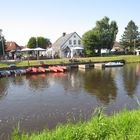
left=5, top=41, right=23, bottom=52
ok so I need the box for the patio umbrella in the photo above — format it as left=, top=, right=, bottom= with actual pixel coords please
left=70, top=47, right=84, bottom=58
left=33, top=47, right=46, bottom=60
left=21, top=48, right=34, bottom=51
left=33, top=47, right=46, bottom=51
left=20, top=48, right=34, bottom=66
left=72, top=47, right=84, bottom=50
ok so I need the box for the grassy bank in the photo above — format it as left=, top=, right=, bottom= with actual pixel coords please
left=12, top=109, right=140, bottom=140
left=0, top=55, right=140, bottom=68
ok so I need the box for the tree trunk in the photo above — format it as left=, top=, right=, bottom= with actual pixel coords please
left=97, top=48, right=101, bottom=56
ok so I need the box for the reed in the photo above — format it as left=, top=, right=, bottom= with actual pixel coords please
left=11, top=108, right=140, bottom=140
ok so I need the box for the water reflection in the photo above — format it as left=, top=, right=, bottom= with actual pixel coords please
left=9, top=76, right=24, bottom=86
left=0, top=63, right=140, bottom=139
left=0, top=78, right=9, bottom=100
left=25, top=74, right=49, bottom=91
left=136, top=63, right=140, bottom=76
left=122, top=64, right=140, bottom=97
left=83, top=68, right=117, bottom=104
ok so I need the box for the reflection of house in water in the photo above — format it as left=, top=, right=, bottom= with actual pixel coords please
left=136, top=64, right=140, bottom=76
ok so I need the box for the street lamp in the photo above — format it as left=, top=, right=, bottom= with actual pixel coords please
left=0, top=29, right=5, bottom=57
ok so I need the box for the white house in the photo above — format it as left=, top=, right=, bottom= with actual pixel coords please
left=135, top=48, right=140, bottom=55
left=52, top=32, right=84, bottom=58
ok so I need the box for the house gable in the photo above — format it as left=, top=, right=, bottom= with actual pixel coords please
left=61, top=32, right=83, bottom=50
left=52, top=32, right=73, bottom=51
left=52, top=32, right=83, bottom=58
left=5, top=41, right=22, bottom=52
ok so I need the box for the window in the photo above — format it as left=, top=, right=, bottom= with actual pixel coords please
left=74, top=35, right=76, bottom=38
left=78, top=40, right=81, bottom=45
left=69, top=40, right=72, bottom=45
left=73, top=40, right=76, bottom=45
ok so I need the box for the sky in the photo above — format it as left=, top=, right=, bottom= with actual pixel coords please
left=0, top=0, right=140, bottom=46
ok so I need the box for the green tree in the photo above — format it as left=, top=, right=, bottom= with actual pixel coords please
left=27, top=36, right=51, bottom=49
left=27, top=37, right=36, bottom=48
left=120, top=20, right=140, bottom=53
left=0, top=36, right=6, bottom=56
left=82, top=16, right=118, bottom=56
left=37, top=37, right=51, bottom=49
left=82, top=29, right=99, bottom=56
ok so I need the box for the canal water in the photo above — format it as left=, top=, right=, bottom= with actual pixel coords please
left=0, top=63, right=140, bottom=139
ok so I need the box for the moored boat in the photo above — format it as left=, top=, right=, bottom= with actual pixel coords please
left=0, top=70, right=11, bottom=77
left=105, top=62, right=124, bottom=67
left=48, top=66, right=58, bottom=72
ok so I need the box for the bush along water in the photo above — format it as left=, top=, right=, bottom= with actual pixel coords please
left=11, top=108, right=140, bottom=140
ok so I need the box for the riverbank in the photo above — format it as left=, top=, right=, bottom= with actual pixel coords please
left=12, top=109, right=140, bottom=140
left=0, top=55, right=140, bottom=69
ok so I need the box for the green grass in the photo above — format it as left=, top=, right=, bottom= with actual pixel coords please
left=1, top=55, right=140, bottom=68
left=11, top=109, right=140, bottom=140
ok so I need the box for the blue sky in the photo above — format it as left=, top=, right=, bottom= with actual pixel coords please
left=0, top=0, right=140, bottom=45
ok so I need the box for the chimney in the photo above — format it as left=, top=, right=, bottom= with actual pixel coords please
left=62, top=32, right=66, bottom=37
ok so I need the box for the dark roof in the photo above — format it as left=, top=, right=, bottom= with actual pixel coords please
left=53, top=32, right=74, bottom=49
left=5, top=41, right=23, bottom=52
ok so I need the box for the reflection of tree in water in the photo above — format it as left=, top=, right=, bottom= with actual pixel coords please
left=84, top=69, right=117, bottom=104
left=26, top=74, right=49, bottom=91
left=0, top=78, right=9, bottom=100
left=9, top=76, right=25, bottom=86
left=122, top=64, right=139, bottom=97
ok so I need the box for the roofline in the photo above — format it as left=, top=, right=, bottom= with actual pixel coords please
left=61, top=32, right=83, bottom=48
left=61, top=32, right=75, bottom=48
left=53, top=32, right=82, bottom=49
left=74, top=32, right=82, bottom=40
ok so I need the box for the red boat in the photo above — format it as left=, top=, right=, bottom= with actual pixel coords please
left=58, top=66, right=67, bottom=70
left=32, top=67, right=38, bottom=73
left=38, top=67, right=45, bottom=72
left=48, top=66, right=58, bottom=72
left=55, top=66, right=64, bottom=72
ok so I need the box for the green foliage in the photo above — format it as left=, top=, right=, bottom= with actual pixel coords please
left=120, top=20, right=140, bottom=53
left=0, top=41, right=3, bottom=55
left=0, top=36, right=6, bottom=55
left=27, top=37, right=36, bottom=48
left=82, top=16, right=118, bottom=56
left=37, top=37, right=51, bottom=49
left=11, top=109, right=140, bottom=140
left=84, top=49, right=94, bottom=57
left=27, top=36, right=51, bottom=49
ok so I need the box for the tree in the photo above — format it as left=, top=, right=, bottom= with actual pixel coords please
left=120, top=20, right=140, bottom=53
left=82, top=16, right=118, bottom=56
left=37, top=37, right=51, bottom=49
left=0, top=29, right=6, bottom=56
left=27, top=37, right=36, bottom=48
left=27, top=36, right=51, bottom=49
left=82, top=29, right=99, bottom=56
left=0, top=36, right=6, bottom=56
